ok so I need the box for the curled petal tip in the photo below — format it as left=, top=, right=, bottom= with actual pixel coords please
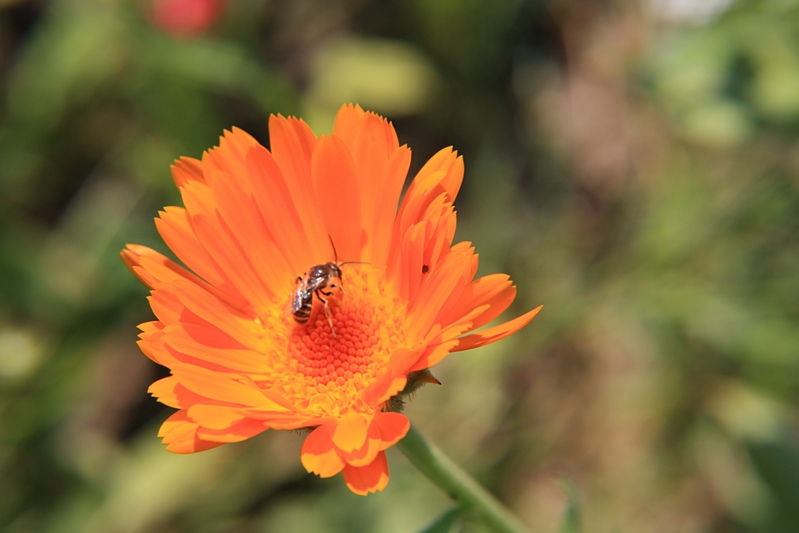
left=452, top=304, right=542, bottom=353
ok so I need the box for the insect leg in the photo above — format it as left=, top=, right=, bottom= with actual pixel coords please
left=316, top=290, right=336, bottom=337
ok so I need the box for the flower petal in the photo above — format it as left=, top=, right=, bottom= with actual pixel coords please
left=311, top=135, right=362, bottom=260
left=267, top=115, right=329, bottom=258
left=169, top=279, right=261, bottom=351
left=331, top=412, right=369, bottom=454
left=148, top=376, right=205, bottom=408
left=372, top=147, right=411, bottom=267
left=408, top=147, right=464, bottom=205
left=138, top=322, right=179, bottom=366
left=407, top=244, right=474, bottom=341
left=362, top=374, right=407, bottom=407
left=158, top=411, right=223, bottom=454
left=121, top=244, right=196, bottom=288
left=202, top=128, right=259, bottom=185
left=197, top=418, right=268, bottom=443
left=341, top=420, right=382, bottom=467
left=373, top=412, right=410, bottom=450
left=301, top=424, right=346, bottom=478
left=452, top=305, right=543, bottom=352
left=438, top=274, right=516, bottom=332
left=205, top=167, right=295, bottom=298
left=155, top=206, right=245, bottom=305
left=332, top=104, right=409, bottom=264
left=362, top=348, right=418, bottom=405
left=245, top=145, right=327, bottom=270
left=187, top=403, right=246, bottom=430
left=342, top=451, right=390, bottom=496
left=171, top=363, right=286, bottom=409
left=171, top=156, right=205, bottom=188
left=162, top=323, right=268, bottom=373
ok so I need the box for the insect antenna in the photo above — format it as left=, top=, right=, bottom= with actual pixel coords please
left=328, top=234, right=339, bottom=263
left=327, top=235, right=370, bottom=266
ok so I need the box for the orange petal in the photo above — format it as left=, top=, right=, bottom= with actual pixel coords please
left=342, top=451, right=390, bottom=496
left=301, top=424, right=346, bottom=478
left=170, top=279, right=261, bottom=351
left=138, top=322, right=179, bottom=366
left=242, top=410, right=311, bottom=430
left=196, top=417, right=268, bottom=443
left=362, top=348, right=418, bottom=405
left=341, top=420, right=382, bottom=467
left=171, top=156, right=205, bottom=188
left=330, top=103, right=366, bottom=142
left=162, top=323, right=267, bottom=373
left=385, top=347, right=423, bottom=379
left=155, top=207, right=243, bottom=304
left=223, top=127, right=261, bottom=163
left=178, top=178, right=273, bottom=305
left=408, top=337, right=460, bottom=372
left=148, top=289, right=182, bottom=325
left=124, top=244, right=246, bottom=313
left=148, top=376, right=206, bottom=408
left=437, top=274, right=515, bottom=331
left=205, top=169, right=294, bottom=297
left=311, top=135, right=362, bottom=260
left=407, top=310, right=482, bottom=371
left=158, top=411, right=223, bottom=454
left=396, top=148, right=462, bottom=237
left=403, top=220, right=431, bottom=305
left=201, top=128, right=259, bottom=186
left=408, top=147, right=464, bottom=205
left=371, top=146, right=411, bottom=268
left=331, top=412, right=369, bottom=453
left=452, top=305, right=543, bottom=352
left=332, top=105, right=404, bottom=263
left=245, top=145, right=327, bottom=270
left=121, top=244, right=194, bottom=289
left=189, top=210, right=274, bottom=306
left=170, top=363, right=284, bottom=408
left=269, top=115, right=316, bottom=185
left=373, top=412, right=410, bottom=450
left=362, top=374, right=407, bottom=407
left=407, top=245, right=474, bottom=340
left=187, top=404, right=246, bottom=430
left=267, top=115, right=328, bottom=258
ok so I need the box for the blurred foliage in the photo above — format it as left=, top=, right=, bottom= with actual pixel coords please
left=0, top=0, right=798, bottom=532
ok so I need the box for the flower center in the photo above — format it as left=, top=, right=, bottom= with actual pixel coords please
left=261, top=265, right=407, bottom=419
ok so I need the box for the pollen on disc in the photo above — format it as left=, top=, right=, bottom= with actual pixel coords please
left=278, top=265, right=408, bottom=415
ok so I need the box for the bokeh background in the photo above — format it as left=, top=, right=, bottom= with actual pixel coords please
left=1, top=0, right=799, bottom=531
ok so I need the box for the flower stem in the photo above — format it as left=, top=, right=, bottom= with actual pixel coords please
left=397, top=423, right=531, bottom=533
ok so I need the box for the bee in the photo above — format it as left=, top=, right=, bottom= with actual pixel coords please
left=291, top=262, right=343, bottom=326
left=290, top=239, right=364, bottom=336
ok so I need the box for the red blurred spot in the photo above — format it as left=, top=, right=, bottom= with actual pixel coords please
left=150, top=0, right=225, bottom=37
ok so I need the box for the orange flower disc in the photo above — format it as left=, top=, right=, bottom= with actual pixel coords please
left=122, top=104, right=541, bottom=495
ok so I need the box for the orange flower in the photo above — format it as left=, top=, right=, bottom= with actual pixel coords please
left=122, top=104, right=541, bottom=495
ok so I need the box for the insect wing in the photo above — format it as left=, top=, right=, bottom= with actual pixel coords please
left=284, top=278, right=308, bottom=319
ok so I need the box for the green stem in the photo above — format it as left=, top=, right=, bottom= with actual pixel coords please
left=397, top=423, right=531, bottom=533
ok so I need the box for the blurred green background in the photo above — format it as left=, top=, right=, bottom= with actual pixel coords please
left=1, top=0, right=799, bottom=531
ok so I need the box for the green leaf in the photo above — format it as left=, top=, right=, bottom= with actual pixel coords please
left=558, top=480, right=581, bottom=533
left=419, top=506, right=463, bottom=533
